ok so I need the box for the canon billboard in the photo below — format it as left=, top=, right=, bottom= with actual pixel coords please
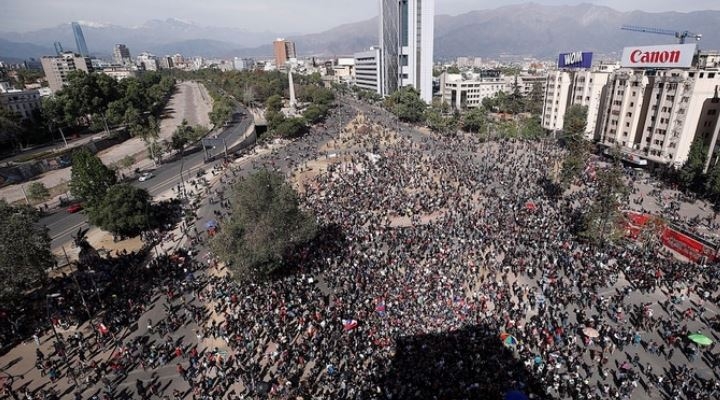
left=620, top=44, right=697, bottom=68
left=558, top=51, right=593, bottom=69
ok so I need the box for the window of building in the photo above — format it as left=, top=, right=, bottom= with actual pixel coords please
left=626, top=112, right=632, bottom=117
left=689, top=72, right=695, bottom=78
left=700, top=73, right=705, bottom=78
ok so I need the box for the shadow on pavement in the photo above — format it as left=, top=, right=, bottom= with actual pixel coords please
left=365, top=323, right=549, bottom=400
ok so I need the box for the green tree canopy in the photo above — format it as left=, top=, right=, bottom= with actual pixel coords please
left=0, top=201, right=53, bottom=305
left=384, top=86, right=427, bottom=123
left=679, top=136, right=707, bottom=189
left=303, top=103, right=329, bottom=124
left=87, top=184, right=154, bottom=237
left=211, top=170, right=317, bottom=281
left=26, top=181, right=50, bottom=203
left=462, top=107, right=489, bottom=133
left=564, top=105, right=588, bottom=138
left=70, top=148, right=117, bottom=206
left=274, top=117, right=309, bottom=139
left=579, top=161, right=629, bottom=246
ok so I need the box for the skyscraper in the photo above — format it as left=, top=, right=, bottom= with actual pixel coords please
left=71, top=22, right=89, bottom=57
left=113, top=44, right=132, bottom=66
left=273, top=38, right=297, bottom=69
left=379, top=0, right=434, bottom=103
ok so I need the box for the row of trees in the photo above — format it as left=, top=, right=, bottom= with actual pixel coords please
left=384, top=87, right=545, bottom=140
left=43, top=71, right=175, bottom=137
left=677, top=136, right=720, bottom=206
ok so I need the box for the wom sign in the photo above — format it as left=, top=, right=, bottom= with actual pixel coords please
left=558, top=52, right=593, bottom=69
left=621, top=44, right=697, bottom=69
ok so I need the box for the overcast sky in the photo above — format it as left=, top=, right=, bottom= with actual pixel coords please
left=3, top=0, right=720, bottom=33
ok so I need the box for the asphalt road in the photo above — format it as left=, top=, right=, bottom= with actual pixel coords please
left=41, top=108, right=253, bottom=250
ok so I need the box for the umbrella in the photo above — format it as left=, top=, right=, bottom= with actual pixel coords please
left=504, top=390, right=529, bottom=400
left=502, top=334, right=518, bottom=347
left=620, top=361, right=632, bottom=370
left=583, top=327, right=600, bottom=338
left=688, top=333, right=713, bottom=346
left=205, top=220, right=218, bottom=229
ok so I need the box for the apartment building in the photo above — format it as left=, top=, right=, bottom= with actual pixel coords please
left=439, top=70, right=505, bottom=109
left=597, top=44, right=720, bottom=168
left=541, top=50, right=618, bottom=139
left=40, top=52, right=93, bottom=93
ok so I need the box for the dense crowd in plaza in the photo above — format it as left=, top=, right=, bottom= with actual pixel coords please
left=2, top=101, right=719, bottom=400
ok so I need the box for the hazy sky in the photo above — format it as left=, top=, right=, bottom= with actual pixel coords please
left=3, top=0, right=720, bottom=33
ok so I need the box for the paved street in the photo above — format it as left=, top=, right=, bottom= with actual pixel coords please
left=1, top=97, right=718, bottom=400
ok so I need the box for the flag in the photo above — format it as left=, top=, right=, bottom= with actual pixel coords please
left=342, top=319, right=358, bottom=331
left=98, top=323, right=109, bottom=335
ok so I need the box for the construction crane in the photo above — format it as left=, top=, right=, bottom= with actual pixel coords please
left=621, top=25, right=702, bottom=44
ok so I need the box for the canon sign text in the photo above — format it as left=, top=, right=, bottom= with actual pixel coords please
left=620, top=44, right=697, bottom=69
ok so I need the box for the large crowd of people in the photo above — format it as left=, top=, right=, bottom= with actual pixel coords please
left=2, top=100, right=719, bottom=400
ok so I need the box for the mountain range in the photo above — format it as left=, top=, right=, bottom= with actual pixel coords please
left=2, top=3, right=720, bottom=63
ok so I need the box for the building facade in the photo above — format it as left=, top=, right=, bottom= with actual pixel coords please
left=439, top=71, right=504, bottom=109
left=379, top=0, right=435, bottom=103
left=0, top=83, right=41, bottom=120
left=40, top=52, right=93, bottom=93
left=273, top=39, right=297, bottom=69
left=354, top=48, right=383, bottom=94
left=597, top=46, right=720, bottom=168
left=71, top=22, right=89, bottom=57
left=233, top=57, right=255, bottom=71
left=136, top=53, right=159, bottom=71
left=542, top=63, right=618, bottom=139
left=113, top=44, right=132, bottom=66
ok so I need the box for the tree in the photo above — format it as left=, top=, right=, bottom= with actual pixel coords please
left=119, top=154, right=135, bottom=171
left=211, top=170, right=317, bottom=281
left=303, top=103, right=329, bottom=124
left=26, top=181, right=50, bottom=203
left=564, top=105, right=588, bottom=139
left=579, top=160, right=629, bottom=247
left=384, top=86, right=427, bottom=123
left=70, top=148, right=117, bottom=206
left=87, top=184, right=154, bottom=237
left=525, top=83, right=545, bottom=116
left=274, top=117, right=308, bottom=139
left=679, top=136, right=707, bottom=190
left=0, top=107, right=23, bottom=151
left=171, top=119, right=194, bottom=152
left=0, top=200, right=53, bottom=305
left=559, top=105, right=590, bottom=187
left=210, top=96, right=233, bottom=126
left=265, top=94, right=283, bottom=113
left=462, top=107, right=489, bottom=133
left=705, top=161, right=720, bottom=205
left=426, top=107, right=459, bottom=135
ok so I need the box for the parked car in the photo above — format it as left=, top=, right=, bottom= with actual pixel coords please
left=67, top=203, right=83, bottom=213
left=138, top=172, right=154, bottom=182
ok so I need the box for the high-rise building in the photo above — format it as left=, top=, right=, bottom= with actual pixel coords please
left=113, top=44, right=131, bottom=66
left=53, top=42, right=64, bottom=55
left=542, top=62, right=618, bottom=140
left=40, top=52, right=93, bottom=93
left=273, top=38, right=297, bottom=69
left=596, top=45, right=720, bottom=168
left=379, top=0, right=435, bottom=103
left=71, top=22, right=89, bottom=57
